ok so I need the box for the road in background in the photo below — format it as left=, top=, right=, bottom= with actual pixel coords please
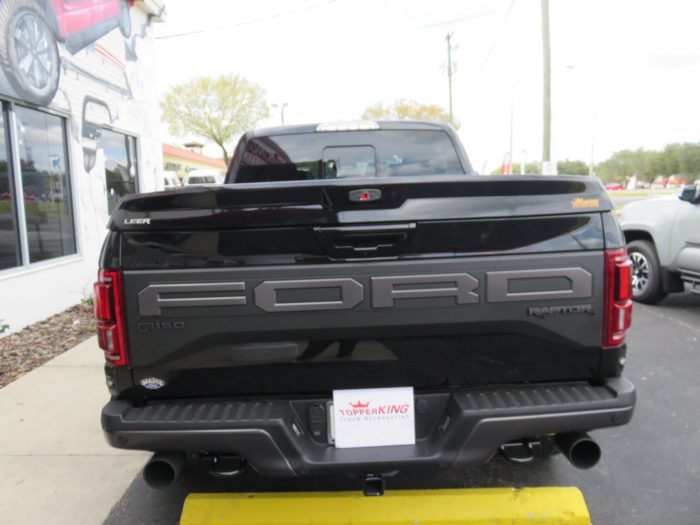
left=104, top=292, right=700, bottom=525
left=609, top=189, right=677, bottom=208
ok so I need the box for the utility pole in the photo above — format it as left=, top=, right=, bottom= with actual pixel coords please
left=271, top=102, right=288, bottom=125
left=446, top=32, right=454, bottom=123
left=589, top=112, right=596, bottom=176
left=509, top=84, right=514, bottom=173
left=541, top=0, right=551, bottom=165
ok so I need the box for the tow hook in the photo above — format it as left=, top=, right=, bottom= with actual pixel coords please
left=362, top=474, right=385, bottom=496
left=500, top=438, right=547, bottom=463
left=198, top=454, right=246, bottom=478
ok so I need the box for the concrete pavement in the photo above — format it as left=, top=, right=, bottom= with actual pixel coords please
left=0, top=337, right=149, bottom=525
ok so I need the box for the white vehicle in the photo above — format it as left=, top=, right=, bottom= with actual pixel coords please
left=618, top=183, right=700, bottom=302
left=183, top=169, right=225, bottom=187
left=163, top=171, right=181, bottom=189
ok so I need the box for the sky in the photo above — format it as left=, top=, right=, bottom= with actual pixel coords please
left=154, top=0, right=700, bottom=173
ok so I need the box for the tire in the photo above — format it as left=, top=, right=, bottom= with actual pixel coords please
left=118, top=0, right=131, bottom=38
left=628, top=240, right=667, bottom=304
left=0, top=0, right=60, bottom=106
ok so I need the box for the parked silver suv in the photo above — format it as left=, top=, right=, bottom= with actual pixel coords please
left=618, top=183, right=700, bottom=303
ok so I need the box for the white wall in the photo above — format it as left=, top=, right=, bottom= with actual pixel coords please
left=0, top=4, right=163, bottom=332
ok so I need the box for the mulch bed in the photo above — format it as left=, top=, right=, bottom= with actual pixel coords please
left=0, top=303, right=96, bottom=389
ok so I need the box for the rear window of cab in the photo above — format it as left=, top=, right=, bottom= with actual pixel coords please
left=234, top=130, right=465, bottom=183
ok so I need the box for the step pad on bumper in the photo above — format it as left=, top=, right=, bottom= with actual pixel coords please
left=102, top=378, right=635, bottom=476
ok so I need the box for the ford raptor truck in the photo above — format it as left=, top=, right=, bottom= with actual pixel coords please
left=95, top=121, right=635, bottom=490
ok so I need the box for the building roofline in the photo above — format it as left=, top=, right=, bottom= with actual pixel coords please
left=162, top=144, right=226, bottom=168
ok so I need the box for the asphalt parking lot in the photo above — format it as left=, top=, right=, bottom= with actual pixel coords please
left=104, top=291, right=700, bottom=525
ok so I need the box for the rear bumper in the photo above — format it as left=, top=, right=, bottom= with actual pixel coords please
left=102, top=377, right=635, bottom=477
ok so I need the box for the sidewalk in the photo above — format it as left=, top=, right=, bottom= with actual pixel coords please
left=0, top=337, right=149, bottom=525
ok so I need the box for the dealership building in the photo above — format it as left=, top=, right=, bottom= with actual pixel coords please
left=0, top=0, right=165, bottom=331
left=163, top=143, right=227, bottom=180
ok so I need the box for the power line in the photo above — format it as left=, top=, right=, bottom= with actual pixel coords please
left=156, top=0, right=338, bottom=40
left=474, top=0, right=517, bottom=77
left=417, top=9, right=503, bottom=30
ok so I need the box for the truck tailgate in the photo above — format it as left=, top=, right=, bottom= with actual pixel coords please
left=105, top=175, right=618, bottom=399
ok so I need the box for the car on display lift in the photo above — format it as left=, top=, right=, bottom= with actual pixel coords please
left=618, top=182, right=700, bottom=303
left=94, top=121, right=636, bottom=492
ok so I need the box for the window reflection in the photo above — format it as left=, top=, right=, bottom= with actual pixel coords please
left=100, top=129, right=138, bottom=213
left=0, top=108, right=20, bottom=270
left=15, top=106, right=75, bottom=263
left=236, top=130, right=465, bottom=183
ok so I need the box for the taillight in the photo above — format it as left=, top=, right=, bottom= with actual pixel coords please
left=603, top=248, right=633, bottom=348
left=93, top=270, right=129, bottom=367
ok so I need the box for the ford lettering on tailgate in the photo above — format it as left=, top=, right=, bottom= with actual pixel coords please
left=137, top=268, right=593, bottom=316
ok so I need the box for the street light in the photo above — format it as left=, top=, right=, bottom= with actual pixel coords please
left=271, top=103, right=288, bottom=126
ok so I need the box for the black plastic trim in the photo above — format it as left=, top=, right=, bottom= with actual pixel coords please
left=108, top=176, right=612, bottom=232
left=102, top=377, right=635, bottom=476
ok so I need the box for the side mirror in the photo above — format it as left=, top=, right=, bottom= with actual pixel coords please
left=678, top=184, right=699, bottom=203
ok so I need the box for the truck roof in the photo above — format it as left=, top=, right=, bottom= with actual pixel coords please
left=249, top=120, right=455, bottom=138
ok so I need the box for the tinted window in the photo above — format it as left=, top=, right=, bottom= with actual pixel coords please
left=235, top=130, right=465, bottom=183
left=101, top=129, right=138, bottom=213
left=0, top=107, right=20, bottom=270
left=15, top=106, right=76, bottom=263
left=322, top=146, right=376, bottom=178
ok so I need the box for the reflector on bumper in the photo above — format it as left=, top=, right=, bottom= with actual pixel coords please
left=180, top=487, right=591, bottom=525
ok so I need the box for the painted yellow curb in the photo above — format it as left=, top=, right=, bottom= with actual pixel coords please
left=180, top=487, right=591, bottom=525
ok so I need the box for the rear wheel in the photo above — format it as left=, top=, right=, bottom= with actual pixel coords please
left=628, top=240, right=667, bottom=304
left=0, top=0, right=60, bottom=105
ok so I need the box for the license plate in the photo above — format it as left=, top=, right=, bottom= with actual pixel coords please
left=331, top=387, right=415, bottom=448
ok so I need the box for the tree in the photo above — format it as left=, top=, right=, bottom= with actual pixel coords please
left=557, top=159, right=589, bottom=175
left=673, top=142, right=700, bottom=175
left=361, top=99, right=459, bottom=128
left=595, top=149, right=656, bottom=184
left=593, top=143, right=700, bottom=184
left=160, top=74, right=269, bottom=163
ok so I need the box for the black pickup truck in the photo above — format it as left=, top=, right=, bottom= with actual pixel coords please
left=95, top=121, right=635, bottom=490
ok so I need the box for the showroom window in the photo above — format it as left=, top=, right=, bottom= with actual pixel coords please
left=0, top=102, right=76, bottom=272
left=0, top=107, right=21, bottom=270
left=100, top=128, right=138, bottom=213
